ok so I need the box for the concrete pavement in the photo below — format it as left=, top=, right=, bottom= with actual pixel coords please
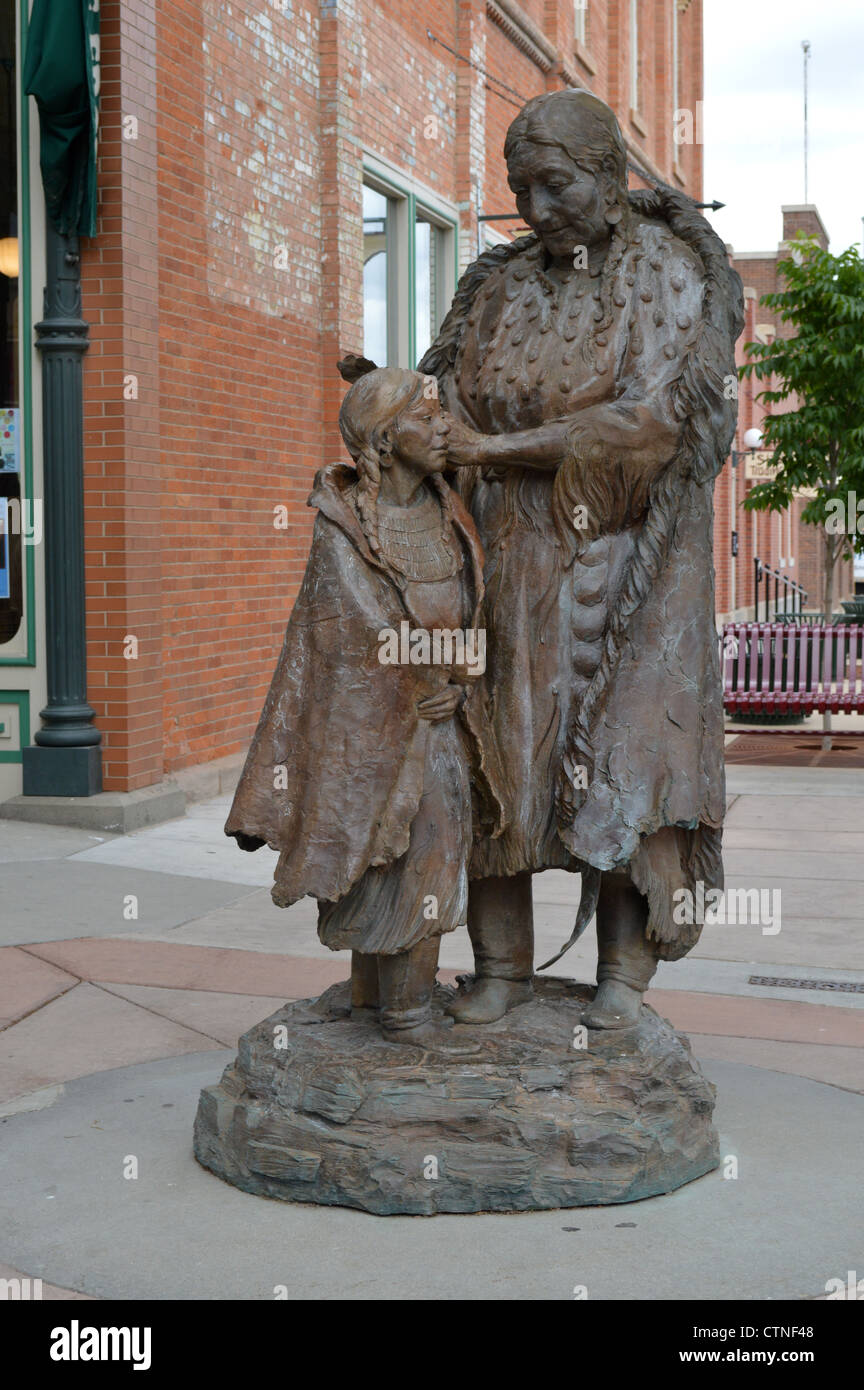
left=1, top=761, right=863, bottom=1299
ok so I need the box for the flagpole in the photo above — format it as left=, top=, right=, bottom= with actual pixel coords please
left=802, top=40, right=811, bottom=203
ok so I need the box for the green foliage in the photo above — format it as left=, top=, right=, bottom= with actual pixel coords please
left=739, top=234, right=864, bottom=555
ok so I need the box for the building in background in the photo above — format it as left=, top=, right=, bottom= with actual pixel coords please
left=2, top=1, right=706, bottom=811
left=713, top=205, right=854, bottom=621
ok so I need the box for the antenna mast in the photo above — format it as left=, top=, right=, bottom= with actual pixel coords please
left=802, top=40, right=811, bottom=203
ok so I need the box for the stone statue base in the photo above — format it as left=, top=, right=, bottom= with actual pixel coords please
left=193, top=976, right=718, bottom=1215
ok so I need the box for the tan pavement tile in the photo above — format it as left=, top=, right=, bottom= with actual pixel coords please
left=25, top=938, right=348, bottom=997
left=688, top=1035, right=864, bottom=1094
left=100, top=983, right=292, bottom=1048
left=100, top=976, right=459, bottom=1048
left=0, top=947, right=78, bottom=1030
left=649, top=988, right=864, bottom=1047
left=724, top=794, right=864, bottom=830
left=0, top=982, right=219, bottom=1104
left=722, top=848, right=864, bottom=882
left=722, top=827, right=864, bottom=854
left=690, top=916, right=864, bottom=970
left=0, top=1262, right=95, bottom=1300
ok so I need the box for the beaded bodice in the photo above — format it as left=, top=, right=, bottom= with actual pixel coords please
left=376, top=491, right=459, bottom=583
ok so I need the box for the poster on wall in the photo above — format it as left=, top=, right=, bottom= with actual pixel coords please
left=0, top=408, right=19, bottom=473
left=0, top=499, right=9, bottom=600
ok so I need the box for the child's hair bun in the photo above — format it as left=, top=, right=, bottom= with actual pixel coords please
left=337, top=353, right=378, bottom=383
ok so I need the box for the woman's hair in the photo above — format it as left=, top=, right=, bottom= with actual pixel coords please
left=503, top=90, right=628, bottom=202
left=338, top=366, right=454, bottom=575
left=504, top=90, right=630, bottom=370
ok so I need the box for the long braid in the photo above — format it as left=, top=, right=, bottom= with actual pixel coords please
left=429, top=469, right=455, bottom=532
left=555, top=184, right=744, bottom=833
left=339, top=370, right=434, bottom=585
left=353, top=448, right=384, bottom=568
left=353, top=454, right=456, bottom=590
left=583, top=216, right=630, bottom=368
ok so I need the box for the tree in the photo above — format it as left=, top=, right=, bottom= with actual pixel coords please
left=739, top=234, right=864, bottom=746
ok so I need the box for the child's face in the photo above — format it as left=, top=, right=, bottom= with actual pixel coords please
left=386, top=393, right=452, bottom=476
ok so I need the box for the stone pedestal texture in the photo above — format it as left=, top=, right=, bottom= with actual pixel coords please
left=193, top=976, right=719, bottom=1215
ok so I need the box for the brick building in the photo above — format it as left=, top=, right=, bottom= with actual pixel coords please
left=713, top=204, right=855, bottom=621
left=1, top=0, right=707, bottom=811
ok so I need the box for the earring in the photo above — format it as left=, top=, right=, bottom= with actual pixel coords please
left=605, top=205, right=623, bottom=226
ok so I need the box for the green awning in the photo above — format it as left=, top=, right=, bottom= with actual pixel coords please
left=23, top=0, right=100, bottom=238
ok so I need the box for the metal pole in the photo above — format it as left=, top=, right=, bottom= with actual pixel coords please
left=22, top=223, right=102, bottom=796
left=802, top=41, right=811, bottom=203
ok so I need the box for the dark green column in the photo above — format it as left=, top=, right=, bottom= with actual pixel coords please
left=22, top=221, right=102, bottom=796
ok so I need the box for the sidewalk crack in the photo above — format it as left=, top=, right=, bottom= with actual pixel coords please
left=90, top=981, right=228, bottom=1048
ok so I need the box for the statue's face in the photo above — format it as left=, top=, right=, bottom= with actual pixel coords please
left=507, top=142, right=611, bottom=260
left=385, top=394, right=452, bottom=476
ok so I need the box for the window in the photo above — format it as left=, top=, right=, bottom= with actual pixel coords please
left=574, top=0, right=588, bottom=46
left=362, top=184, right=391, bottom=367
left=414, top=210, right=448, bottom=363
left=630, top=0, right=640, bottom=112
left=361, top=167, right=456, bottom=369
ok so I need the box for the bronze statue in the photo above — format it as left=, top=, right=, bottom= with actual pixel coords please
left=418, top=89, right=743, bottom=1029
left=225, top=366, right=494, bottom=1048
left=226, top=89, right=742, bottom=1038
left=198, top=90, right=741, bottom=1213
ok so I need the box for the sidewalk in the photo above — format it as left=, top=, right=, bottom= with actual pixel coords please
left=2, top=763, right=863, bottom=1299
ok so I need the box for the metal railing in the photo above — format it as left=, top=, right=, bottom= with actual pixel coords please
left=753, top=558, right=807, bottom=622
left=722, top=621, right=864, bottom=716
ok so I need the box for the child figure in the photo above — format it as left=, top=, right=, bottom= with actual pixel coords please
left=225, top=364, right=498, bottom=1048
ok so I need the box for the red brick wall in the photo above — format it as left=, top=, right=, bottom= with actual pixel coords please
left=81, top=0, right=164, bottom=791
left=81, top=0, right=706, bottom=790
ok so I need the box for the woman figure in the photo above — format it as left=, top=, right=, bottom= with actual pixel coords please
left=225, top=367, right=495, bottom=1048
left=418, top=90, right=743, bottom=1028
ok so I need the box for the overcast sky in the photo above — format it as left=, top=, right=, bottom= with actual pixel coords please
left=702, top=0, right=864, bottom=256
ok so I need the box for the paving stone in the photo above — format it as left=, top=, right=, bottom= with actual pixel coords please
left=0, top=947, right=77, bottom=1030
left=2, top=1051, right=862, bottom=1300
left=102, top=983, right=293, bottom=1048
left=0, top=862, right=252, bottom=947
left=0, top=982, right=220, bottom=1103
left=0, top=1261, right=95, bottom=1301
left=649, top=989, right=864, bottom=1047
left=689, top=1035, right=864, bottom=1095
left=24, top=938, right=348, bottom=998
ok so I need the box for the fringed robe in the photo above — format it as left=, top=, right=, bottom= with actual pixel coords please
left=419, top=191, right=744, bottom=958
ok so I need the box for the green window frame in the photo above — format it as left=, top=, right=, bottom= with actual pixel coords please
left=361, top=162, right=458, bottom=370
left=0, top=687, right=30, bottom=762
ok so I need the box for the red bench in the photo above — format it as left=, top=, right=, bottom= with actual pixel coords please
left=722, top=622, right=864, bottom=718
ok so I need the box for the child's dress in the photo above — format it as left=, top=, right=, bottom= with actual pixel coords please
left=224, top=466, right=503, bottom=960
left=318, top=488, right=472, bottom=955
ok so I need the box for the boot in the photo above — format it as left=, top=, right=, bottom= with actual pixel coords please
left=446, top=872, right=534, bottom=1024
left=379, top=937, right=479, bottom=1052
left=583, top=873, right=660, bottom=1029
left=350, top=950, right=379, bottom=1020
left=447, top=976, right=533, bottom=1024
